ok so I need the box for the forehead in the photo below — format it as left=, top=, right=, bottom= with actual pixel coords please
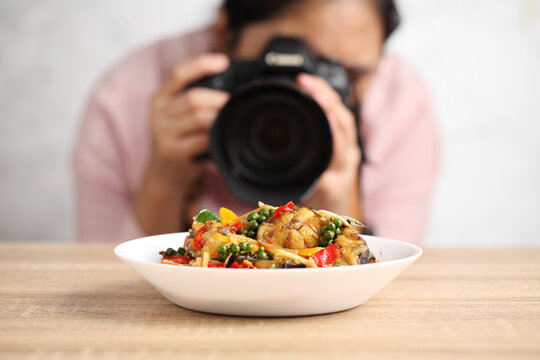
left=232, top=0, right=384, bottom=68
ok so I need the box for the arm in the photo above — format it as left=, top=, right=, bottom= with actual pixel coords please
left=73, top=54, right=230, bottom=241
left=296, top=73, right=363, bottom=219
left=133, top=54, right=229, bottom=235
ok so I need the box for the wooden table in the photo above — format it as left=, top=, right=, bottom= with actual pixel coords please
left=0, top=243, right=539, bottom=359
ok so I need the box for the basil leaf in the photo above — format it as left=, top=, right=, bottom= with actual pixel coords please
left=194, top=209, right=220, bottom=223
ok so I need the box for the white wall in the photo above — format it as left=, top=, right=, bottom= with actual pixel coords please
left=0, top=0, right=539, bottom=245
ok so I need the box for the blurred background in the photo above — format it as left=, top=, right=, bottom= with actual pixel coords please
left=0, top=0, right=539, bottom=245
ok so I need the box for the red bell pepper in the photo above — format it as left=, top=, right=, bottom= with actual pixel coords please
left=229, top=260, right=254, bottom=269
left=312, top=244, right=340, bottom=267
left=192, top=222, right=210, bottom=250
left=162, top=254, right=191, bottom=265
left=208, top=262, right=226, bottom=268
left=230, top=219, right=243, bottom=232
left=272, top=201, right=294, bottom=219
left=240, top=260, right=254, bottom=269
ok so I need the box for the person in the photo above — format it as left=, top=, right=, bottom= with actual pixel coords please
left=73, top=0, right=439, bottom=244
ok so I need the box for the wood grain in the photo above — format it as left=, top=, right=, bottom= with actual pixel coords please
left=0, top=243, right=539, bottom=359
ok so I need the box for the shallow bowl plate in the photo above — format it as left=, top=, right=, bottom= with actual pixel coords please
left=114, top=233, right=422, bottom=316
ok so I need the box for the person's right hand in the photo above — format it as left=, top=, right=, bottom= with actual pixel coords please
left=134, top=54, right=230, bottom=236
left=148, top=53, right=230, bottom=188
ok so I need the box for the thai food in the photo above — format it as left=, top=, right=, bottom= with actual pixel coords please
left=159, top=201, right=377, bottom=269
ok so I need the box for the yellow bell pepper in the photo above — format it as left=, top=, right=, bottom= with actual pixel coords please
left=215, top=234, right=230, bottom=244
left=219, top=207, right=237, bottom=226
left=299, top=247, right=324, bottom=258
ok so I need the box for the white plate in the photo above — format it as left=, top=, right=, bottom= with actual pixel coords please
left=114, top=232, right=422, bottom=317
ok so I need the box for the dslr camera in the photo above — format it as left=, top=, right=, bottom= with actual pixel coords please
left=191, top=36, right=358, bottom=205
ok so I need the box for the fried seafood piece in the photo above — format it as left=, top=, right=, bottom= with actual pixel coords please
left=257, top=207, right=324, bottom=249
left=333, top=226, right=375, bottom=265
left=256, top=204, right=375, bottom=265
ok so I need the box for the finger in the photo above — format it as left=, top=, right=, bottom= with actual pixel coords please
left=156, top=109, right=217, bottom=137
left=297, top=73, right=342, bottom=113
left=165, top=132, right=210, bottom=161
left=157, top=53, right=229, bottom=96
left=297, top=73, right=357, bottom=143
left=167, top=88, right=229, bottom=115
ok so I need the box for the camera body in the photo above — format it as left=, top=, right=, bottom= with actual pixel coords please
left=191, top=36, right=354, bottom=205
left=192, top=36, right=350, bottom=103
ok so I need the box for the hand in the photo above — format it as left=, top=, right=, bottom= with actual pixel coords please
left=134, top=54, right=230, bottom=235
left=296, top=73, right=362, bottom=218
left=149, top=53, right=230, bottom=188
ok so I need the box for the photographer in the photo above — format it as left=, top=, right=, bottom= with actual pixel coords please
left=74, top=0, right=439, bottom=243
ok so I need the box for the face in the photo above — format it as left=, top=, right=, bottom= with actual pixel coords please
left=220, top=0, right=385, bottom=99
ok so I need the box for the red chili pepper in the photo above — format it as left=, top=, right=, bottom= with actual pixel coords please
left=230, top=219, right=243, bottom=232
left=192, top=222, right=210, bottom=250
left=162, top=254, right=191, bottom=264
left=312, top=244, right=340, bottom=267
left=230, top=261, right=240, bottom=269
left=272, top=201, right=294, bottom=219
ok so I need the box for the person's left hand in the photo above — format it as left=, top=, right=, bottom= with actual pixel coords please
left=296, top=73, right=362, bottom=218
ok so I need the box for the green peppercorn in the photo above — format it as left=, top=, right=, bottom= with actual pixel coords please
left=257, top=215, right=268, bottom=224
left=165, top=248, right=176, bottom=256
left=318, top=237, right=329, bottom=247
left=326, top=223, right=336, bottom=232
left=258, top=246, right=265, bottom=253
left=335, top=228, right=341, bottom=236
left=230, top=244, right=240, bottom=254
left=268, top=251, right=275, bottom=260
left=269, top=209, right=275, bottom=217
left=249, top=220, right=259, bottom=231
left=219, top=253, right=227, bottom=261
left=218, top=245, right=227, bottom=254
left=333, top=219, right=343, bottom=228
left=323, top=231, right=334, bottom=242
left=247, top=230, right=256, bottom=239
left=260, top=208, right=270, bottom=218
left=247, top=212, right=259, bottom=222
left=320, top=225, right=328, bottom=234
left=177, top=247, right=186, bottom=256
left=239, top=242, right=247, bottom=251
left=258, top=251, right=268, bottom=260
left=246, top=243, right=254, bottom=253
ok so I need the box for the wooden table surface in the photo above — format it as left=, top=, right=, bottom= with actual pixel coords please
left=0, top=243, right=539, bottom=360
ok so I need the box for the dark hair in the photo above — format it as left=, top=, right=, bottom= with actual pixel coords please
left=224, top=0, right=400, bottom=41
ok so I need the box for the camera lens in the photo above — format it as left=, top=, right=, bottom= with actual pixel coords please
left=211, top=79, right=332, bottom=205
left=251, top=114, right=295, bottom=161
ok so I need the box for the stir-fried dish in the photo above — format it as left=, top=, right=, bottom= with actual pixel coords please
left=159, top=201, right=377, bottom=269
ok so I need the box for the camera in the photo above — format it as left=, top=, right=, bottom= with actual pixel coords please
left=190, top=36, right=356, bottom=205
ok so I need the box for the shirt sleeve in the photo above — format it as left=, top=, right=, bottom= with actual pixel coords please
left=362, top=84, right=441, bottom=244
left=72, top=84, right=144, bottom=242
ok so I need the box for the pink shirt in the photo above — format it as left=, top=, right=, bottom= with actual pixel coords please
left=73, top=29, right=440, bottom=244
